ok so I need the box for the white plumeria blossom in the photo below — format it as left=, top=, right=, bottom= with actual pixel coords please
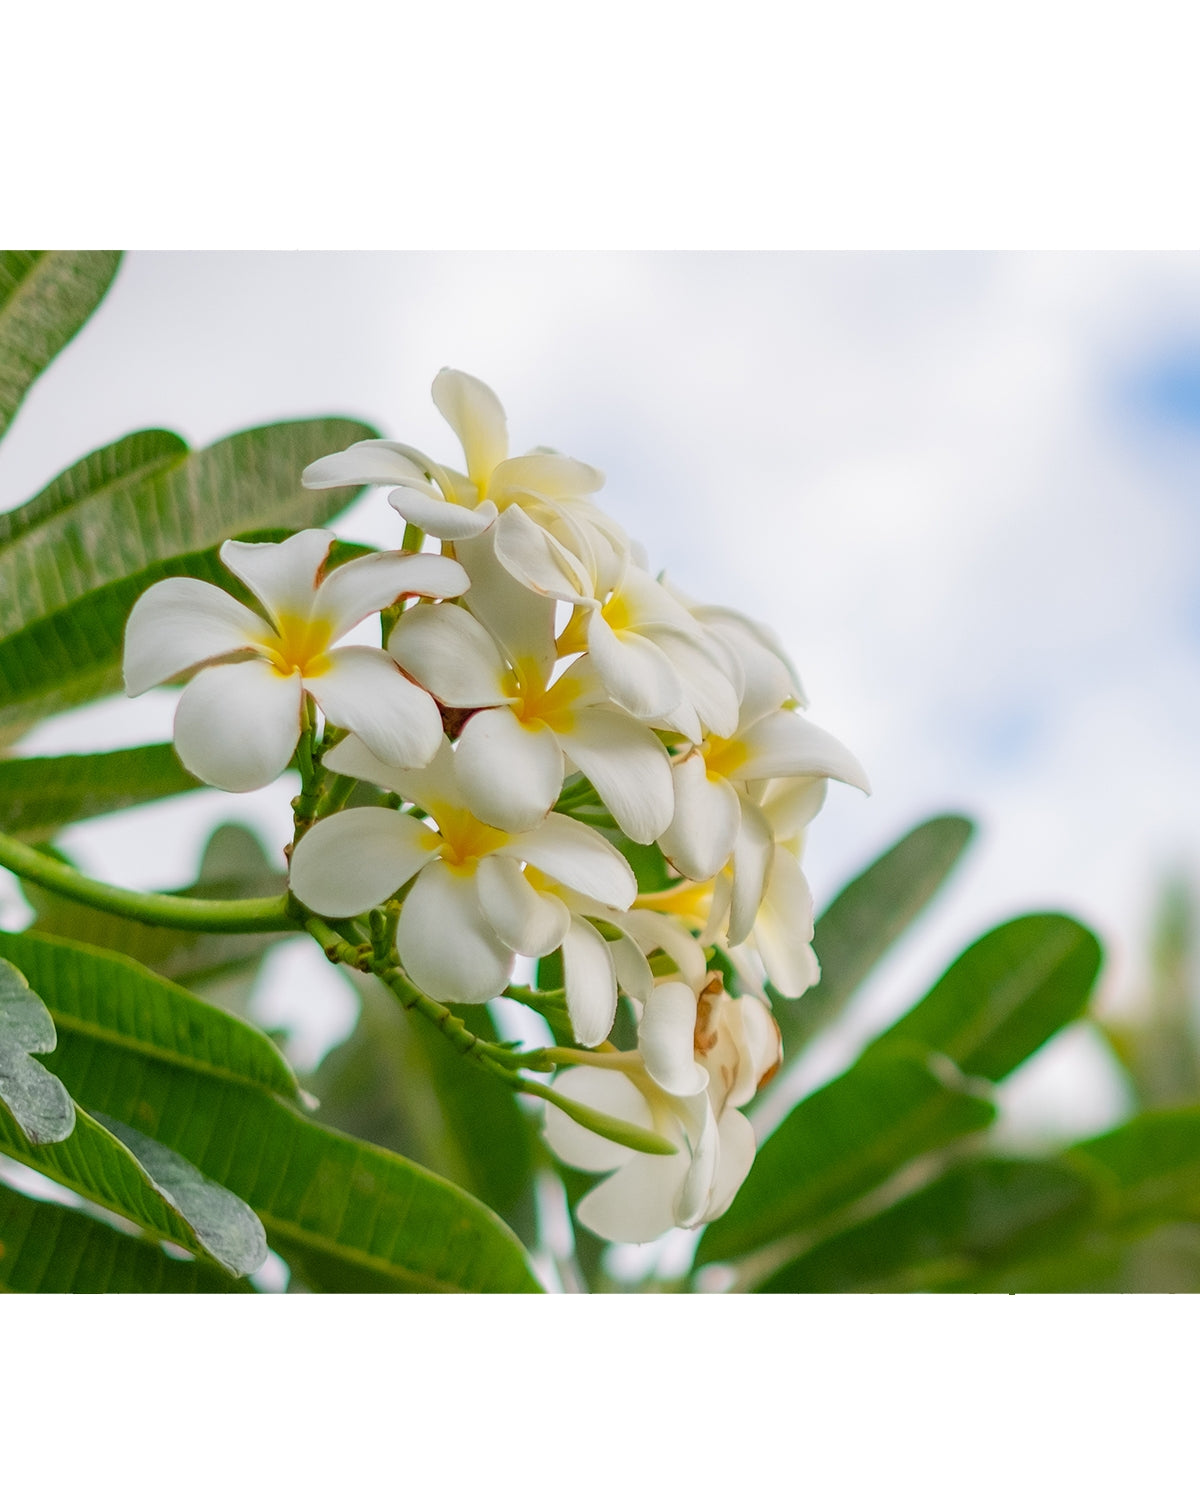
left=302, top=369, right=630, bottom=600
left=123, top=529, right=468, bottom=792
left=657, top=621, right=870, bottom=891
left=287, top=735, right=637, bottom=1021
left=388, top=583, right=674, bottom=844
left=544, top=974, right=781, bottom=1243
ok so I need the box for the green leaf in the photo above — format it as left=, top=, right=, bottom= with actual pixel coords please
left=776, top=814, right=975, bottom=1059
left=309, top=976, right=535, bottom=1224
left=0, top=418, right=376, bottom=740
left=0, top=1098, right=264, bottom=1277
left=755, top=1156, right=1098, bottom=1293
left=1067, top=1108, right=1200, bottom=1231
left=0, top=957, right=75, bottom=1144
left=696, top=1042, right=996, bottom=1269
left=0, top=251, right=121, bottom=443
left=0, top=743, right=203, bottom=842
left=24, top=823, right=289, bottom=1003
left=868, top=914, right=1103, bottom=1083
left=0, top=1178, right=253, bottom=1293
left=17, top=936, right=541, bottom=1291
left=0, top=928, right=302, bottom=1105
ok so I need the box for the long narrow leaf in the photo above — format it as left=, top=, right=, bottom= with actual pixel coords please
left=776, top=815, right=975, bottom=1060
left=0, top=957, right=74, bottom=1144
left=0, top=1178, right=253, bottom=1293
left=696, top=1042, right=995, bottom=1269
left=0, top=251, right=121, bottom=442
left=0, top=744, right=202, bottom=842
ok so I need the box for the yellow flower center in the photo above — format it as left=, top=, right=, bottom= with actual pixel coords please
left=430, top=803, right=510, bottom=868
left=261, top=612, right=334, bottom=679
left=635, top=878, right=715, bottom=929
left=700, top=734, right=748, bottom=782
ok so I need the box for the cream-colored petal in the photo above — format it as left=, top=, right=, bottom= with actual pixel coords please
left=219, top=530, right=333, bottom=626
left=727, top=796, right=775, bottom=947
left=387, top=486, right=496, bottom=540
left=542, top=1067, right=647, bottom=1173
left=387, top=602, right=512, bottom=707
left=703, top=1107, right=758, bottom=1223
left=491, top=451, right=603, bottom=500
left=492, top=504, right=592, bottom=603
left=555, top=707, right=674, bottom=845
left=456, top=710, right=564, bottom=832
left=575, top=1146, right=691, bottom=1244
left=561, top=916, right=619, bottom=1047
left=123, top=577, right=265, bottom=695
left=324, top=731, right=458, bottom=808
left=506, top=813, right=635, bottom=909
left=638, top=981, right=707, bottom=1098
left=737, top=711, right=870, bottom=793
left=453, top=529, right=559, bottom=685
left=753, top=849, right=819, bottom=998
left=676, top=1099, right=722, bottom=1229
left=431, top=368, right=508, bottom=488
left=397, top=860, right=515, bottom=1004
left=476, top=855, right=570, bottom=957
left=308, top=648, right=443, bottom=769
left=288, top=806, right=438, bottom=917
left=658, top=754, right=741, bottom=881
left=301, top=439, right=433, bottom=490
left=314, top=551, right=469, bottom=640
left=586, top=612, right=681, bottom=720
left=173, top=659, right=302, bottom=792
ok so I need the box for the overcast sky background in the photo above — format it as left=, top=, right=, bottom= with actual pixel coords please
left=3, top=251, right=1200, bottom=1150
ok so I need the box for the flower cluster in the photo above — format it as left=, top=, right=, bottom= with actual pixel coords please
left=123, top=370, right=868, bottom=1244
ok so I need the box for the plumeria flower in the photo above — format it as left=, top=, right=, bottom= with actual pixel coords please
left=387, top=587, right=674, bottom=844
left=657, top=624, right=869, bottom=887
left=287, top=735, right=637, bottom=1022
left=301, top=369, right=628, bottom=599
left=543, top=974, right=781, bottom=1243
left=123, top=529, right=468, bottom=792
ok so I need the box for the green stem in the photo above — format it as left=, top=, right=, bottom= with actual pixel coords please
left=290, top=695, right=325, bottom=840
left=0, top=831, right=297, bottom=934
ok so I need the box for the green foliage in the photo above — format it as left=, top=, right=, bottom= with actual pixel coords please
left=0, top=250, right=121, bottom=441
left=0, top=957, right=75, bottom=1145
left=0, top=1178, right=254, bottom=1293
left=0, top=743, right=203, bottom=843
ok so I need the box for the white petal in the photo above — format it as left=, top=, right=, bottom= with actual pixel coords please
left=542, top=1067, right=647, bottom=1173
left=728, top=796, right=775, bottom=947
left=325, top=732, right=459, bottom=808
left=611, top=931, right=654, bottom=1003
left=123, top=577, right=265, bottom=695
left=676, top=1099, right=722, bottom=1229
left=561, top=916, right=619, bottom=1046
left=491, top=451, right=603, bottom=499
left=456, top=710, right=564, bottom=832
left=737, top=711, right=870, bottom=792
left=314, top=551, right=470, bottom=640
left=639, top=981, right=707, bottom=1097
left=703, top=1107, right=758, bottom=1223
left=556, top=707, right=674, bottom=845
left=506, top=813, right=636, bottom=909
left=586, top=612, right=681, bottom=720
left=453, top=529, right=559, bottom=684
left=387, top=485, right=495, bottom=540
left=575, top=1147, right=690, bottom=1244
left=659, top=754, right=741, bottom=881
left=219, top=530, right=332, bottom=625
left=301, top=439, right=433, bottom=490
left=761, top=775, right=828, bottom=842
left=173, top=659, right=301, bottom=792
left=753, top=849, right=819, bottom=998
left=663, top=633, right=740, bottom=739
left=616, top=911, right=708, bottom=991
left=476, top=855, right=570, bottom=957
left=492, top=504, right=592, bottom=603
left=288, top=806, right=438, bottom=917
left=387, top=602, right=512, bottom=707
left=308, top=648, right=443, bottom=768
left=397, top=861, right=514, bottom=1003
left=431, top=369, right=508, bottom=487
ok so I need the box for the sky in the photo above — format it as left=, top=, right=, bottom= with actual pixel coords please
left=3, top=251, right=1200, bottom=1150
